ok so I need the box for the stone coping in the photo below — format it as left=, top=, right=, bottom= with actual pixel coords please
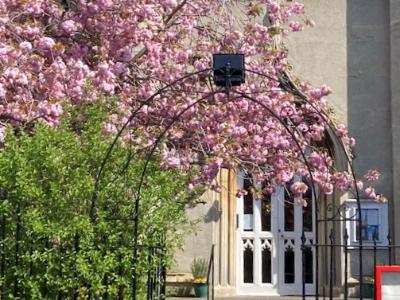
left=167, top=272, right=193, bottom=283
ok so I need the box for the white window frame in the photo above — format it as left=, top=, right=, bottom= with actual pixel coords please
left=345, top=199, right=388, bottom=246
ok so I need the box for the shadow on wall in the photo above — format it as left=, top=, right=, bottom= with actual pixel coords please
left=204, top=200, right=222, bottom=223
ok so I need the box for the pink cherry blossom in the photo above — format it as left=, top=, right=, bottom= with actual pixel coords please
left=162, top=0, right=178, bottom=8
left=61, top=20, right=78, bottom=34
left=262, top=185, right=275, bottom=195
left=0, top=0, right=380, bottom=199
left=290, top=182, right=308, bottom=196
left=36, top=37, right=55, bottom=51
left=364, top=186, right=377, bottom=199
left=322, top=183, right=334, bottom=195
left=236, top=189, right=248, bottom=198
left=364, top=169, right=381, bottom=182
left=356, top=180, right=364, bottom=191
left=332, top=172, right=353, bottom=191
left=291, top=3, right=305, bottom=14
left=19, top=41, right=32, bottom=51
left=289, top=21, right=303, bottom=32
left=186, top=183, right=195, bottom=191
left=297, top=198, right=308, bottom=207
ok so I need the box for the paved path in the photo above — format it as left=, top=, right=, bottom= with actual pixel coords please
left=167, top=296, right=367, bottom=300
left=167, top=297, right=366, bottom=300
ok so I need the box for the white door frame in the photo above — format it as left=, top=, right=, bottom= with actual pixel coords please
left=236, top=172, right=315, bottom=296
left=236, top=172, right=279, bottom=295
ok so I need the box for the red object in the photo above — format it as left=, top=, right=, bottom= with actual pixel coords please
left=375, top=265, right=400, bottom=300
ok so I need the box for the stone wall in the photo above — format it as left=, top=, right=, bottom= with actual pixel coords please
left=287, top=1, right=393, bottom=200
left=390, top=0, right=400, bottom=261
left=286, top=0, right=400, bottom=282
left=169, top=189, right=216, bottom=274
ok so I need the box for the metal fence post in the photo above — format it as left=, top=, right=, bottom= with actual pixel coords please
left=58, top=244, right=63, bottom=300
left=14, top=204, right=21, bottom=298
left=161, top=255, right=166, bottom=300
left=117, top=235, right=124, bottom=300
left=373, top=232, right=377, bottom=271
left=212, top=245, right=215, bottom=300
left=43, top=238, right=49, bottom=297
left=102, top=234, right=109, bottom=300
left=344, top=228, right=349, bottom=300
left=388, top=232, right=392, bottom=266
left=73, top=235, right=80, bottom=300
left=329, top=228, right=334, bottom=300
left=301, top=232, right=306, bottom=300
left=147, top=247, right=153, bottom=300
left=0, top=213, right=6, bottom=300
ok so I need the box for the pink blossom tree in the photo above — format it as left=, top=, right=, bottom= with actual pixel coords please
left=0, top=0, right=380, bottom=201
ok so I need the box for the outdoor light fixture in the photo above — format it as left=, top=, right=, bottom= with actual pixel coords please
left=213, top=53, right=245, bottom=92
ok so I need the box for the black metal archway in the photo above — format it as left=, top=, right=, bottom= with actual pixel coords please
left=92, top=54, right=369, bottom=300
left=0, top=56, right=393, bottom=300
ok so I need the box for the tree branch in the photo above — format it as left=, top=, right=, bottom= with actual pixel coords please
left=164, top=0, right=188, bottom=26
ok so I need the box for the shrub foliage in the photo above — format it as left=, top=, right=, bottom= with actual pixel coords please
left=0, top=104, right=195, bottom=299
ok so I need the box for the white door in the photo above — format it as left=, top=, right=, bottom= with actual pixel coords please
left=236, top=173, right=315, bottom=296
left=275, top=184, right=316, bottom=295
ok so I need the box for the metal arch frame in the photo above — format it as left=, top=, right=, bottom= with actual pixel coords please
left=231, top=91, right=318, bottom=299
left=90, top=68, right=215, bottom=300
left=130, top=90, right=241, bottom=299
left=91, top=68, right=213, bottom=221
left=131, top=89, right=322, bottom=300
left=278, top=75, right=364, bottom=300
left=245, top=68, right=365, bottom=300
left=92, top=65, right=365, bottom=300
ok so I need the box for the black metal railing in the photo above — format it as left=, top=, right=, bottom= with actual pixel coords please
left=0, top=216, right=166, bottom=300
left=206, top=244, right=215, bottom=300
left=301, top=228, right=400, bottom=299
left=146, top=245, right=167, bottom=300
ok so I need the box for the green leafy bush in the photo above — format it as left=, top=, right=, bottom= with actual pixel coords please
left=0, top=103, right=199, bottom=299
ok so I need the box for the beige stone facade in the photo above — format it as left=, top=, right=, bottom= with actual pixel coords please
left=170, top=1, right=400, bottom=297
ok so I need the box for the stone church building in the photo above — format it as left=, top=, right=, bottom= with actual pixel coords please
left=169, top=1, right=400, bottom=297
